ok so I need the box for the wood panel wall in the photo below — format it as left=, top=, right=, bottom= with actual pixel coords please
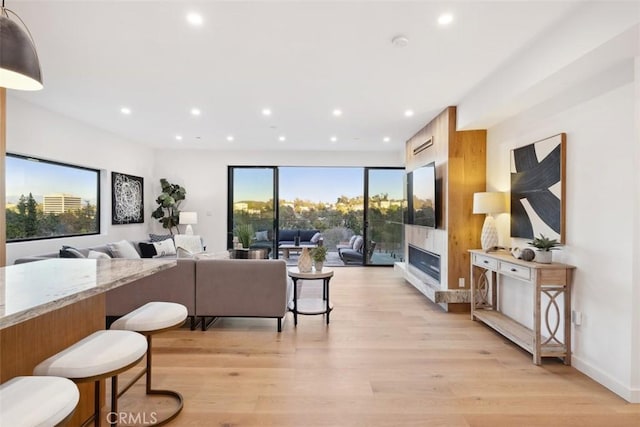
left=405, top=106, right=486, bottom=306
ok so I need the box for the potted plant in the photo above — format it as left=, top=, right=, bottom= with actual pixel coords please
left=310, top=246, right=328, bottom=272
left=151, top=178, right=186, bottom=235
left=527, top=234, right=561, bottom=264
left=235, top=223, right=254, bottom=249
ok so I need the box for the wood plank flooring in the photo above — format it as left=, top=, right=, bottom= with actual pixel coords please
left=115, top=267, right=640, bottom=426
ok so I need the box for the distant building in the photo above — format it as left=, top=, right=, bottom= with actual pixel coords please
left=43, top=193, right=82, bottom=214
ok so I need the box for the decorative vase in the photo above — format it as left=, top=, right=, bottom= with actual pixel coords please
left=535, top=250, right=552, bottom=264
left=297, top=247, right=312, bottom=272
left=314, top=261, right=324, bottom=272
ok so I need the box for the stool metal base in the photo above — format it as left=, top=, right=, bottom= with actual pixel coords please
left=118, top=334, right=184, bottom=426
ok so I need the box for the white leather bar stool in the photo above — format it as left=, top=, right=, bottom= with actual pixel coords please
left=0, top=376, right=79, bottom=427
left=33, top=330, right=147, bottom=427
left=110, top=302, right=187, bottom=426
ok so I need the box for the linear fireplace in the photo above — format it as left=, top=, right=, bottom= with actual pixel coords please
left=408, top=244, right=441, bottom=284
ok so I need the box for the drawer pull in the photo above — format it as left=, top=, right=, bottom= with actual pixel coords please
left=483, top=260, right=489, bottom=264
left=510, top=268, right=517, bottom=272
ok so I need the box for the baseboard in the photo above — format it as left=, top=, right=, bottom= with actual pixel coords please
left=572, top=354, right=640, bottom=403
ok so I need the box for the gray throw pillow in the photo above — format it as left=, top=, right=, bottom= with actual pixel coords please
left=59, top=246, right=86, bottom=258
left=149, top=233, right=173, bottom=242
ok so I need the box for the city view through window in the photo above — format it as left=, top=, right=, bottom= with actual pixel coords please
left=5, top=154, right=100, bottom=242
left=231, top=167, right=404, bottom=264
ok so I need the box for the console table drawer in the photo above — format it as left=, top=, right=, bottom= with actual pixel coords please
left=499, top=261, right=531, bottom=281
left=473, top=254, right=498, bottom=270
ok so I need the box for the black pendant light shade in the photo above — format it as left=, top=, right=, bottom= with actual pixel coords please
left=0, top=8, right=43, bottom=91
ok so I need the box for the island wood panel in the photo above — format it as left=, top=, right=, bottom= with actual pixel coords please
left=1, top=88, right=5, bottom=267
left=0, top=293, right=105, bottom=426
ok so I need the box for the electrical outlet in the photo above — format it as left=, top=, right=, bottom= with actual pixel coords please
left=458, top=278, right=465, bottom=288
left=572, top=310, right=582, bottom=325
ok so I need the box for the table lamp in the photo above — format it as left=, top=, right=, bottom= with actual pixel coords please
left=473, top=192, right=507, bottom=251
left=179, top=211, right=198, bottom=235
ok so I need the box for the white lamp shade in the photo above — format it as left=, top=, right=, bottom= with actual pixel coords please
left=473, top=192, right=507, bottom=214
left=179, top=211, right=198, bottom=225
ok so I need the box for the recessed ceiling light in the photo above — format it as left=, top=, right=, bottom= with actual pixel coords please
left=404, top=109, right=414, bottom=117
left=383, top=137, right=391, bottom=143
left=120, top=107, right=131, bottom=115
left=438, top=13, right=454, bottom=26
left=391, top=35, right=409, bottom=48
left=278, top=136, right=286, bottom=142
left=330, top=136, right=338, bottom=142
left=191, top=108, right=201, bottom=116
left=262, top=108, right=272, bottom=116
left=226, top=135, right=234, bottom=142
left=175, top=135, right=183, bottom=141
left=186, top=12, right=203, bottom=26
left=332, top=109, right=342, bottom=117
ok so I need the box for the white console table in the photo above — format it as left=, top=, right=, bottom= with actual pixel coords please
left=469, top=250, right=576, bottom=365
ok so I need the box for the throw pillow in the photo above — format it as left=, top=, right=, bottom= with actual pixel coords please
left=348, top=235, right=358, bottom=247
left=108, top=240, right=141, bottom=259
left=59, top=246, right=86, bottom=258
left=149, top=233, right=173, bottom=242
left=195, top=250, right=230, bottom=260
left=174, top=234, right=204, bottom=254
left=310, top=232, right=322, bottom=244
left=255, top=230, right=269, bottom=241
left=87, top=250, right=111, bottom=259
left=138, top=242, right=158, bottom=258
left=353, top=236, right=364, bottom=252
left=153, top=238, right=176, bottom=257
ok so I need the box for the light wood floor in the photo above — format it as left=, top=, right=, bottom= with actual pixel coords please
left=116, top=267, right=639, bottom=426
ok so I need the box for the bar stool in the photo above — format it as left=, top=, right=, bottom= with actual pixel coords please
left=110, top=302, right=187, bottom=426
left=33, top=330, right=147, bottom=427
left=0, top=376, right=79, bottom=426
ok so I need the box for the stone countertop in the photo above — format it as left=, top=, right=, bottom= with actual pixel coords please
left=0, top=258, right=176, bottom=329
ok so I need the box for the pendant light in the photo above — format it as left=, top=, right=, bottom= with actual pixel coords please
left=0, top=0, right=43, bottom=91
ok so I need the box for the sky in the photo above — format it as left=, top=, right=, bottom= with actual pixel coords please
left=6, top=156, right=99, bottom=204
left=233, top=167, right=404, bottom=203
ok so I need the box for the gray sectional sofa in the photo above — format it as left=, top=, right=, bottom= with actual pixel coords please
left=14, top=241, right=292, bottom=332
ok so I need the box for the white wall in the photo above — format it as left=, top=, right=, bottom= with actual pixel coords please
left=5, top=97, right=156, bottom=264
left=152, top=149, right=403, bottom=252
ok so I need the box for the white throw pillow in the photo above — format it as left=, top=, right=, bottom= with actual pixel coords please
left=255, top=230, right=269, bottom=241
left=310, top=232, right=321, bottom=244
left=88, top=250, right=111, bottom=259
left=153, top=238, right=177, bottom=257
left=174, top=234, right=204, bottom=254
left=348, top=235, right=358, bottom=247
left=195, top=251, right=230, bottom=260
left=353, top=236, right=364, bottom=251
left=108, top=240, right=141, bottom=259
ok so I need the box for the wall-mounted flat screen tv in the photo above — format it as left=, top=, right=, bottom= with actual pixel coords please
left=407, top=162, right=436, bottom=228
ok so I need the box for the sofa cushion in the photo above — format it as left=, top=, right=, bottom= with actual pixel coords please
left=108, top=240, right=141, bottom=259
left=149, top=233, right=173, bottom=242
left=279, top=229, right=298, bottom=241
left=60, top=246, right=86, bottom=258
left=353, top=236, right=364, bottom=252
left=310, top=232, right=322, bottom=244
left=255, top=230, right=269, bottom=241
left=299, top=229, right=319, bottom=242
left=153, top=238, right=176, bottom=257
left=88, top=250, right=111, bottom=259
left=138, top=242, right=157, bottom=258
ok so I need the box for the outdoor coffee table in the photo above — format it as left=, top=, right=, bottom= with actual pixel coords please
left=287, top=267, right=334, bottom=326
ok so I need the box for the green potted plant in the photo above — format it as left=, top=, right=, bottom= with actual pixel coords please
left=235, top=223, right=254, bottom=249
left=527, top=234, right=561, bottom=264
left=151, top=178, right=186, bottom=235
left=310, top=246, right=328, bottom=272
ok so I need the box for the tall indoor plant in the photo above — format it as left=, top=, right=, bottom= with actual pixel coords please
left=151, top=178, right=186, bottom=235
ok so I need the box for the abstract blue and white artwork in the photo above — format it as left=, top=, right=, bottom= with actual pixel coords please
left=111, top=172, right=144, bottom=224
left=510, top=133, right=565, bottom=243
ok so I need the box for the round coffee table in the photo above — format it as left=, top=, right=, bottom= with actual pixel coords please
left=287, top=267, right=334, bottom=326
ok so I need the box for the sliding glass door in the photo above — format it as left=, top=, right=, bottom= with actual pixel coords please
left=227, top=167, right=278, bottom=257
left=364, top=168, right=405, bottom=265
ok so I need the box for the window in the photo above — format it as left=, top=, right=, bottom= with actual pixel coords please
left=6, top=154, right=100, bottom=242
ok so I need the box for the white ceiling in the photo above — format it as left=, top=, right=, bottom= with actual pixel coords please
left=10, top=0, right=582, bottom=151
